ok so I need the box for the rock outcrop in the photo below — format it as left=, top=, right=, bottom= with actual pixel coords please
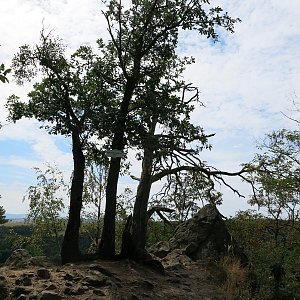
left=0, top=206, right=247, bottom=299
left=151, top=204, right=248, bottom=266
left=0, top=247, right=226, bottom=299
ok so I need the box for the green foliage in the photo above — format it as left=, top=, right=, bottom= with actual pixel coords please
left=6, top=1, right=242, bottom=259
left=24, top=164, right=67, bottom=255
left=249, top=129, right=300, bottom=224
left=80, top=164, right=107, bottom=252
left=146, top=220, right=175, bottom=247
left=0, top=226, right=32, bottom=262
left=116, top=188, right=134, bottom=221
left=0, top=63, right=11, bottom=83
left=227, top=210, right=300, bottom=299
left=6, top=32, right=114, bottom=143
left=151, top=171, right=222, bottom=221
left=0, top=203, right=8, bottom=224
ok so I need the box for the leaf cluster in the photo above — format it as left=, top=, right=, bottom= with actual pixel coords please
left=0, top=63, right=11, bottom=83
left=249, top=129, right=300, bottom=221
left=7, top=33, right=116, bottom=147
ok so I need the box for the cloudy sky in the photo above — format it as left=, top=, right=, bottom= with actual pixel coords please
left=0, top=0, right=299, bottom=216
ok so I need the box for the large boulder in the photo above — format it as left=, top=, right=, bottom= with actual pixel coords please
left=4, top=249, right=51, bottom=268
left=168, top=204, right=247, bottom=264
left=4, top=249, right=32, bottom=268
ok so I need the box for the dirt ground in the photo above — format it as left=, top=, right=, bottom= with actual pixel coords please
left=0, top=257, right=226, bottom=299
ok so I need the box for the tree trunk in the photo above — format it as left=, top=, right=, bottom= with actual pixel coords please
left=98, top=156, right=121, bottom=258
left=119, top=116, right=157, bottom=259
left=61, top=129, right=85, bottom=264
left=131, top=146, right=154, bottom=252
left=98, top=78, right=136, bottom=259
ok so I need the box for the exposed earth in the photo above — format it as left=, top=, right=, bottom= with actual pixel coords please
left=0, top=205, right=247, bottom=299
left=0, top=251, right=226, bottom=299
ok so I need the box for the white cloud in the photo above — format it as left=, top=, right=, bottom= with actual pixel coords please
left=0, top=0, right=300, bottom=215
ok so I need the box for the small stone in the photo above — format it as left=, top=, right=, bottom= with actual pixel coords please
left=63, top=273, right=74, bottom=281
left=80, top=285, right=89, bottom=291
left=64, top=286, right=85, bottom=296
left=89, top=265, right=114, bottom=277
left=38, top=291, right=62, bottom=300
left=45, top=284, right=57, bottom=291
left=93, top=289, right=106, bottom=296
left=0, top=280, right=9, bottom=299
left=63, top=287, right=71, bottom=295
left=167, top=278, right=181, bottom=284
left=64, top=281, right=72, bottom=287
left=16, top=295, right=27, bottom=300
left=16, top=275, right=32, bottom=286
left=84, top=275, right=107, bottom=287
left=14, top=287, right=32, bottom=298
left=37, top=269, right=51, bottom=280
left=141, top=280, right=154, bottom=290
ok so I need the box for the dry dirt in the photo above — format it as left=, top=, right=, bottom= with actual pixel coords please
left=0, top=256, right=227, bottom=299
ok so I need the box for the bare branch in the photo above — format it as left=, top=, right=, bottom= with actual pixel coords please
left=146, top=205, right=174, bottom=224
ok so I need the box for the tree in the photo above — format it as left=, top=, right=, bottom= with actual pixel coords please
left=151, top=170, right=222, bottom=222
left=0, top=199, right=8, bottom=224
left=98, top=0, right=241, bottom=259
left=0, top=61, right=11, bottom=129
left=6, top=32, right=113, bottom=263
left=24, top=164, right=67, bottom=255
left=249, top=129, right=300, bottom=238
left=81, top=163, right=108, bottom=251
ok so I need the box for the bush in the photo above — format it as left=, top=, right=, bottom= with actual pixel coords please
left=227, top=212, right=300, bottom=299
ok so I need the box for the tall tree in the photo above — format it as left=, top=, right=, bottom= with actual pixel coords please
left=24, top=164, right=66, bottom=254
left=121, top=78, right=252, bottom=258
left=249, top=129, right=300, bottom=234
left=98, top=0, right=241, bottom=259
left=7, top=33, right=113, bottom=263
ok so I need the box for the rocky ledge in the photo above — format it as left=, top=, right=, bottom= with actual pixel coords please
left=0, top=248, right=225, bottom=300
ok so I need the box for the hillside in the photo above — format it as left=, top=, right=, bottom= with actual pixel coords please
left=0, top=249, right=226, bottom=300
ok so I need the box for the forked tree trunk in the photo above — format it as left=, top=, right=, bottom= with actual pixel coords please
left=98, top=79, right=136, bottom=259
left=120, top=120, right=156, bottom=260
left=61, top=129, right=85, bottom=264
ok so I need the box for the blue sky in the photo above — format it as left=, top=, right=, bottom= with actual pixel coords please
left=0, top=0, right=299, bottom=216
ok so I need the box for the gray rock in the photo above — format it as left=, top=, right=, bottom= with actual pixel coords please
left=83, top=274, right=107, bottom=287
left=93, top=289, right=106, bottom=296
left=45, top=284, right=57, bottom=291
left=0, top=279, right=9, bottom=299
left=17, top=295, right=28, bottom=300
left=62, top=272, right=74, bottom=281
left=38, top=291, right=62, bottom=300
left=149, top=241, right=170, bottom=258
left=29, top=256, right=51, bottom=267
left=169, top=204, right=247, bottom=264
left=5, top=249, right=32, bottom=268
left=16, top=275, right=32, bottom=286
left=14, top=286, right=32, bottom=298
left=162, top=249, right=192, bottom=270
left=37, top=269, right=51, bottom=280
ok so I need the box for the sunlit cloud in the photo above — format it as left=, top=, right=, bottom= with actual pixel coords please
left=0, top=0, right=299, bottom=215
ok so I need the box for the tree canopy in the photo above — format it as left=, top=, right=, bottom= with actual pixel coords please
left=249, top=129, right=300, bottom=223
left=6, top=0, right=244, bottom=263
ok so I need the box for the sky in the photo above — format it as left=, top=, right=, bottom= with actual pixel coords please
left=0, top=0, right=299, bottom=217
